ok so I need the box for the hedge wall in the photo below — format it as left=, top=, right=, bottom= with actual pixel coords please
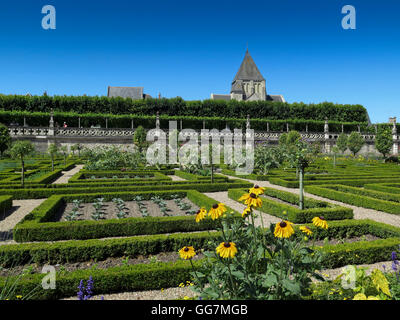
left=228, top=188, right=353, bottom=223
left=13, top=189, right=240, bottom=242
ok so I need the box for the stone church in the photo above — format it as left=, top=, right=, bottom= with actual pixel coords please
left=211, top=49, right=285, bottom=102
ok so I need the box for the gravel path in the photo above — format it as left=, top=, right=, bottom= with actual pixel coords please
left=52, top=165, right=84, bottom=184
left=0, top=199, right=46, bottom=241
left=169, top=175, right=186, bottom=181
left=221, top=174, right=400, bottom=228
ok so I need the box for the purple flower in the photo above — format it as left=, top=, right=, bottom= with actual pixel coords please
left=77, top=280, right=85, bottom=301
left=86, top=276, right=94, bottom=299
left=392, top=251, right=398, bottom=261
left=392, top=261, right=398, bottom=272
left=382, top=264, right=386, bottom=271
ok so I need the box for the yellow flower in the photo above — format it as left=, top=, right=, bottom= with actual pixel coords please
left=178, top=246, right=196, bottom=260
left=195, top=208, right=207, bottom=223
left=299, top=226, right=313, bottom=236
left=15, top=295, right=22, bottom=299
left=353, top=293, right=380, bottom=300
left=183, top=296, right=190, bottom=300
left=312, top=216, right=328, bottom=229
left=216, top=242, right=237, bottom=259
left=242, top=206, right=252, bottom=218
left=274, top=221, right=294, bottom=238
left=208, top=203, right=226, bottom=220
left=249, top=185, right=265, bottom=196
left=238, top=193, right=262, bottom=208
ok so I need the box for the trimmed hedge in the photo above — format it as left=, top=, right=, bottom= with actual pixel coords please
left=305, top=185, right=400, bottom=214
left=68, top=171, right=170, bottom=183
left=0, top=179, right=253, bottom=200
left=228, top=188, right=353, bottom=223
left=0, top=259, right=200, bottom=300
left=13, top=190, right=239, bottom=242
left=0, top=195, right=12, bottom=213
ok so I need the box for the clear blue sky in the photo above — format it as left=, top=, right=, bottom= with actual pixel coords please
left=0, top=0, right=399, bottom=123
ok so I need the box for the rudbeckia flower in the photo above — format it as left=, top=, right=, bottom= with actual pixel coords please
left=216, top=242, right=237, bottom=259
left=195, top=208, right=207, bottom=223
left=274, top=220, right=294, bottom=238
left=249, top=185, right=265, bottom=196
left=242, top=206, right=252, bottom=218
left=179, top=246, right=196, bottom=260
left=238, top=193, right=262, bottom=208
left=300, top=226, right=313, bottom=236
left=312, top=216, right=329, bottom=229
left=208, top=203, right=226, bottom=220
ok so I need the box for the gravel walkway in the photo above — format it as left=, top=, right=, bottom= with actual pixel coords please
left=222, top=174, right=400, bottom=228
left=169, top=175, right=186, bottom=181
left=52, top=165, right=84, bottom=184
left=0, top=199, right=46, bottom=241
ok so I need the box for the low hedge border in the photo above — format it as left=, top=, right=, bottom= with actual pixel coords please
left=0, top=179, right=253, bottom=200
left=305, top=185, right=400, bottom=214
left=364, top=183, right=400, bottom=194
left=68, top=171, right=171, bottom=183
left=0, top=195, right=12, bottom=213
left=269, top=176, right=400, bottom=188
left=13, top=189, right=240, bottom=242
left=3, top=219, right=400, bottom=299
left=173, top=170, right=227, bottom=181
left=221, top=168, right=270, bottom=181
left=0, top=259, right=200, bottom=300
left=228, top=188, right=353, bottom=223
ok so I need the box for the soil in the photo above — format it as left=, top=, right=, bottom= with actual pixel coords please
left=311, top=234, right=381, bottom=247
left=0, top=251, right=205, bottom=277
left=54, top=198, right=200, bottom=222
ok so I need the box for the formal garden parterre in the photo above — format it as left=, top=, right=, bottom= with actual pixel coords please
left=0, top=124, right=400, bottom=300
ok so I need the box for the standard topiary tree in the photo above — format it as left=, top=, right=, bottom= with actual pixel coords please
left=336, top=133, right=348, bottom=154
left=286, top=130, right=301, bottom=145
left=375, top=127, right=392, bottom=159
left=0, top=123, right=11, bottom=158
left=133, top=126, right=147, bottom=153
left=60, top=145, right=69, bottom=166
left=332, top=146, right=339, bottom=168
left=47, top=143, right=58, bottom=171
left=347, top=132, right=365, bottom=156
left=10, top=140, right=35, bottom=187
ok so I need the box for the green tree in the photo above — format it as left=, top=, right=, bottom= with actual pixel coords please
left=278, top=133, right=288, bottom=146
left=332, top=146, right=339, bottom=168
left=375, top=127, right=392, bottom=159
left=347, top=132, right=365, bottom=156
left=47, top=143, right=58, bottom=171
left=284, top=140, right=314, bottom=210
left=336, top=133, right=348, bottom=154
left=9, top=141, right=35, bottom=187
left=286, top=130, right=301, bottom=145
left=0, top=123, right=11, bottom=158
left=133, top=126, right=147, bottom=153
left=60, top=145, right=69, bottom=166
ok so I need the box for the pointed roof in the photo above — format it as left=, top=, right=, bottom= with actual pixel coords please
left=233, top=49, right=265, bottom=82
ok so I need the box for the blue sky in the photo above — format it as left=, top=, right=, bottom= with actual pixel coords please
left=0, top=0, right=399, bottom=123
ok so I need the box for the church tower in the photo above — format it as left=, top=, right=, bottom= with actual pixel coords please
left=230, top=49, right=267, bottom=101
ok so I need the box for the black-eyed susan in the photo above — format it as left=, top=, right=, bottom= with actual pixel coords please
left=312, top=216, right=329, bottom=229
left=216, top=242, right=237, bottom=259
left=274, top=220, right=295, bottom=238
left=195, top=208, right=207, bottom=223
left=238, top=193, right=262, bottom=208
left=249, top=185, right=265, bottom=196
left=242, top=206, right=252, bottom=218
left=208, top=203, right=226, bottom=220
left=299, top=226, right=313, bottom=236
left=179, top=246, right=196, bottom=260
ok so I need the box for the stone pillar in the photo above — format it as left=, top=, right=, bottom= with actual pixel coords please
left=266, top=122, right=269, bottom=132
left=203, top=120, right=206, bottom=130
left=341, top=124, right=344, bottom=133
left=156, top=112, right=160, bottom=129
left=48, top=109, right=55, bottom=136
left=131, top=119, right=134, bottom=129
left=286, top=123, right=289, bottom=132
left=324, top=119, right=330, bottom=153
left=78, top=117, right=81, bottom=128
left=305, top=124, right=308, bottom=133
left=106, top=118, right=108, bottom=129
left=246, top=114, right=250, bottom=130
left=357, top=125, right=361, bottom=133
left=324, top=119, right=329, bottom=133
left=374, top=125, right=377, bottom=134
left=393, top=118, right=398, bottom=155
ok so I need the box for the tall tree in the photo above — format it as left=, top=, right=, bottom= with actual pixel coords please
left=375, top=127, right=392, bottom=159
left=0, top=124, right=11, bottom=158
left=347, top=132, right=365, bottom=156
left=10, top=141, right=35, bottom=187
left=47, top=143, right=58, bottom=171
left=133, top=126, right=147, bottom=153
left=336, top=133, right=348, bottom=154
